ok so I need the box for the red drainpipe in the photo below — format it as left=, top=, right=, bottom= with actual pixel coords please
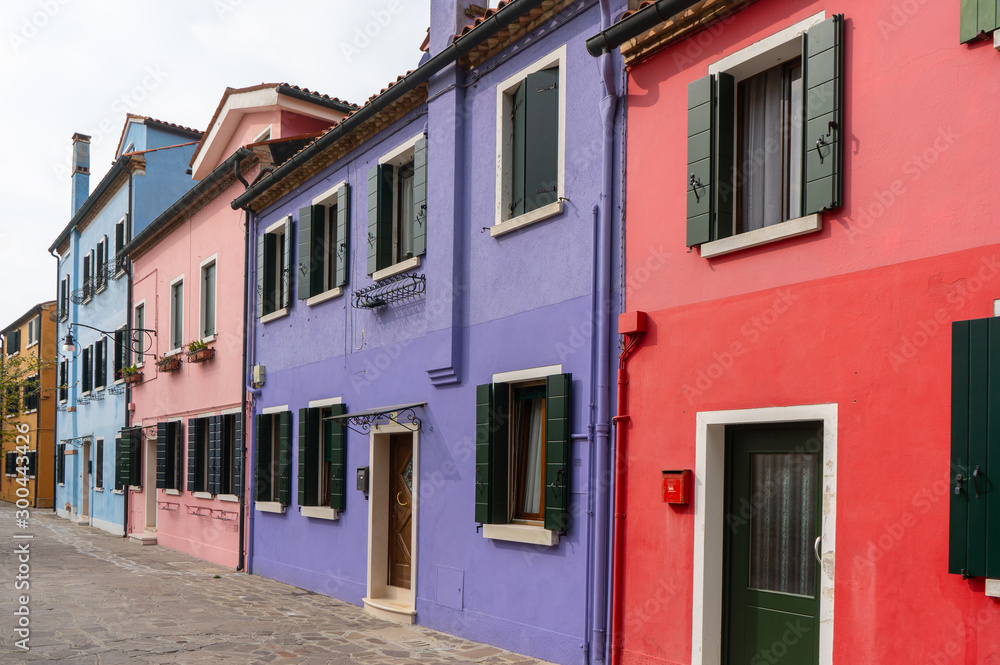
left=610, top=312, right=646, bottom=665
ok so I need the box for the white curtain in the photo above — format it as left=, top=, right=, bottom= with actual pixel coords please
left=400, top=171, right=415, bottom=258
left=521, top=398, right=544, bottom=515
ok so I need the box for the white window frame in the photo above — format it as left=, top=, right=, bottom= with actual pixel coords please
left=199, top=254, right=218, bottom=342
left=255, top=406, right=288, bottom=512
left=83, top=250, right=94, bottom=303
left=94, top=338, right=106, bottom=391
left=58, top=359, right=68, bottom=403
left=492, top=44, right=567, bottom=237
left=308, top=181, right=348, bottom=304
left=261, top=218, right=290, bottom=323
left=168, top=276, right=184, bottom=355
left=60, top=275, right=70, bottom=321
left=94, top=437, right=104, bottom=490
left=96, top=236, right=108, bottom=293
left=699, top=11, right=826, bottom=259
left=133, top=300, right=146, bottom=367
left=81, top=344, right=92, bottom=396
left=253, top=126, right=272, bottom=143
left=301, top=395, right=345, bottom=519
left=374, top=133, right=425, bottom=280
left=114, top=215, right=128, bottom=278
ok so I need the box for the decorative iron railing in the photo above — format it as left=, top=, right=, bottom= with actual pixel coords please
left=351, top=272, right=426, bottom=310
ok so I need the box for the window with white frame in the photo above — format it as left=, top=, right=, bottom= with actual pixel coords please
left=23, top=375, right=39, bottom=412
left=200, top=258, right=216, bottom=339
left=96, top=235, right=108, bottom=291
left=494, top=46, right=566, bottom=234
left=114, top=216, right=128, bottom=277
left=113, top=326, right=128, bottom=380
left=58, top=359, right=68, bottom=402
left=255, top=410, right=291, bottom=504
left=95, top=438, right=104, bottom=489
left=94, top=338, right=106, bottom=390
left=257, top=218, right=291, bottom=318
left=81, top=345, right=92, bottom=394
left=187, top=417, right=211, bottom=493
left=169, top=278, right=184, bottom=351
left=83, top=250, right=94, bottom=302
left=367, top=134, right=427, bottom=276
left=297, top=401, right=348, bottom=510
left=59, top=275, right=69, bottom=321
left=299, top=183, right=351, bottom=301
left=133, top=302, right=145, bottom=362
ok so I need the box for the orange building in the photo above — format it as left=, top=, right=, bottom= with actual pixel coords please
left=1, top=301, right=57, bottom=508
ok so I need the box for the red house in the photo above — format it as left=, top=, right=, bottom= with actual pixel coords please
left=588, top=0, right=1000, bottom=663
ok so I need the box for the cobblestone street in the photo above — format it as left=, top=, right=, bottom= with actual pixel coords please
left=0, top=503, right=552, bottom=664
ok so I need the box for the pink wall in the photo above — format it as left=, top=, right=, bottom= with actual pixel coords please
left=622, top=0, right=1000, bottom=663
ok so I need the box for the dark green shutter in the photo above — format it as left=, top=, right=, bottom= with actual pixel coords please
left=715, top=73, right=735, bottom=240
left=174, top=423, right=184, bottom=490
left=282, top=216, right=293, bottom=309
left=328, top=403, right=348, bottom=511
left=256, top=232, right=265, bottom=318
left=687, top=75, right=715, bottom=247
left=187, top=418, right=199, bottom=492
left=475, top=382, right=510, bottom=524
left=335, top=184, right=350, bottom=287
left=262, top=233, right=277, bottom=316
left=125, top=429, right=141, bottom=488
left=156, top=422, right=168, bottom=489
left=298, top=407, right=320, bottom=507
left=58, top=444, right=66, bottom=485
left=254, top=414, right=269, bottom=501
left=545, top=373, right=572, bottom=532
left=511, top=80, right=527, bottom=218
left=377, top=164, right=394, bottom=269
left=298, top=205, right=325, bottom=300
left=803, top=15, right=844, bottom=215
left=367, top=166, right=379, bottom=275
left=523, top=68, right=559, bottom=215
left=412, top=137, right=427, bottom=257
left=278, top=411, right=292, bottom=506
left=233, top=415, right=244, bottom=499
left=208, top=416, right=222, bottom=495
left=961, top=0, right=999, bottom=42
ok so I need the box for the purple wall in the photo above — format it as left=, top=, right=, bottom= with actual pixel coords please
left=249, top=4, right=620, bottom=663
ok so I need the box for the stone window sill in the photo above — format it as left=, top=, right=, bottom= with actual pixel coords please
left=260, top=308, right=289, bottom=324
left=255, top=501, right=286, bottom=514
left=700, top=213, right=822, bottom=259
left=373, top=256, right=421, bottom=282
left=299, top=506, right=338, bottom=520
left=306, top=287, right=343, bottom=307
left=491, top=200, right=564, bottom=238
left=482, top=522, right=559, bottom=546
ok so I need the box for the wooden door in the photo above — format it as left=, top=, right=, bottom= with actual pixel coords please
left=724, top=424, right=822, bottom=665
left=388, top=434, right=413, bottom=589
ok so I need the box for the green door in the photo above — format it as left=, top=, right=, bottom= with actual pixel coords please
left=724, top=424, right=823, bottom=665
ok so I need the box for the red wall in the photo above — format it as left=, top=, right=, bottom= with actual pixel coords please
left=622, top=0, right=1000, bottom=662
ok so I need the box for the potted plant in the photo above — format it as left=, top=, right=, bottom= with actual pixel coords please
left=156, top=354, right=182, bottom=373
left=185, top=339, right=215, bottom=363
left=121, top=364, right=143, bottom=384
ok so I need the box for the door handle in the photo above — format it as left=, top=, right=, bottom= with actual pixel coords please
left=814, top=536, right=822, bottom=565
left=396, top=491, right=408, bottom=507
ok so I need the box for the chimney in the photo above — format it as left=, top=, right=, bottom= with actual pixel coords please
left=71, top=133, right=91, bottom=216
left=429, top=0, right=484, bottom=57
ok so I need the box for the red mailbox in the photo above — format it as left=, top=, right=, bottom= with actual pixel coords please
left=662, top=469, right=691, bottom=505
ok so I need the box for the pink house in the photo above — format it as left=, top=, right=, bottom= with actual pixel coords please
left=122, top=85, right=354, bottom=567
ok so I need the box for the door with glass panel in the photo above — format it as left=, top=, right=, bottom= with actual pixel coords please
left=724, top=424, right=822, bottom=665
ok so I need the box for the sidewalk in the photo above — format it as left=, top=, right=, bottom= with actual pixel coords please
left=0, top=502, right=552, bottom=664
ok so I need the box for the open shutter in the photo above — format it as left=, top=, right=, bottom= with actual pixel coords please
left=687, top=75, right=715, bottom=247
left=278, top=411, right=292, bottom=505
left=328, top=403, right=348, bottom=511
left=715, top=73, right=734, bottom=241
left=335, top=184, right=350, bottom=287
left=545, top=373, right=572, bottom=532
left=298, top=205, right=324, bottom=300
left=187, top=419, right=199, bottom=492
left=511, top=80, right=527, bottom=219
left=115, top=431, right=129, bottom=488
left=475, top=382, right=510, bottom=524
left=256, top=232, right=266, bottom=318
left=803, top=15, right=844, bottom=215
left=367, top=166, right=380, bottom=275
left=282, top=216, right=293, bottom=309
left=254, top=414, right=268, bottom=502
left=961, top=0, right=999, bottom=42
left=298, top=408, right=319, bottom=507
left=523, top=68, right=559, bottom=215
left=208, top=416, right=222, bottom=495
left=156, top=422, right=168, bottom=489
left=233, top=415, right=244, bottom=499
left=412, top=136, right=428, bottom=256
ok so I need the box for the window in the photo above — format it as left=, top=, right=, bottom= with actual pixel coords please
left=23, top=375, right=39, bottom=412
left=3, top=383, right=18, bottom=416
left=200, top=259, right=216, bottom=338
left=961, top=1, right=999, bottom=43
left=96, top=236, right=108, bottom=291
left=83, top=250, right=94, bottom=302
left=58, top=360, right=68, bottom=402
left=27, top=451, right=36, bottom=479
left=26, top=316, right=38, bottom=347
left=187, top=417, right=210, bottom=493
left=494, top=46, right=565, bottom=234
left=4, top=451, right=15, bottom=477
left=133, top=302, right=145, bottom=361
left=257, top=218, right=291, bottom=318
left=170, top=278, right=183, bottom=351
left=156, top=421, right=183, bottom=491
left=297, top=403, right=348, bottom=510
left=95, top=439, right=104, bottom=489
left=219, top=414, right=243, bottom=496
left=116, top=428, right=143, bottom=489
left=298, top=184, right=351, bottom=301
left=94, top=339, right=106, bottom=390
left=367, top=135, right=427, bottom=276
left=114, top=215, right=128, bottom=277
left=255, top=411, right=292, bottom=504
left=5, top=329, right=20, bottom=356
left=476, top=370, right=571, bottom=534
left=57, top=443, right=65, bottom=485
left=113, top=327, right=128, bottom=380
left=60, top=275, right=69, bottom=321
left=82, top=345, right=92, bottom=394
left=686, top=14, right=843, bottom=252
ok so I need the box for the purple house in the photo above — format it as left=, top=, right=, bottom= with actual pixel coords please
left=231, top=2, right=626, bottom=662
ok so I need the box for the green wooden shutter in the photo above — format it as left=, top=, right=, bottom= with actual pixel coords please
left=961, top=0, right=999, bottom=42
left=156, top=422, right=168, bottom=489
left=511, top=80, right=527, bottom=219
left=254, top=414, right=269, bottom=502
left=282, top=216, right=293, bottom=309
left=367, top=166, right=379, bottom=275
left=263, top=233, right=277, bottom=316
left=715, top=73, right=735, bottom=240
left=208, top=416, right=222, bottom=495
left=377, top=164, right=394, bottom=269
left=475, top=383, right=492, bottom=523
left=174, top=423, right=184, bottom=490
left=325, top=404, right=348, bottom=511
left=187, top=418, right=199, bottom=492
left=256, top=232, right=265, bottom=318
left=128, top=429, right=141, bottom=487
left=298, top=205, right=324, bottom=300
left=335, top=184, right=350, bottom=287
left=687, top=75, right=715, bottom=247
left=803, top=15, right=844, bottom=215
left=233, top=415, right=244, bottom=499
left=545, top=373, right=572, bottom=532
left=278, top=411, right=292, bottom=505
left=58, top=443, right=66, bottom=485
left=475, top=382, right=510, bottom=524
left=298, top=407, right=320, bottom=507
left=524, top=68, right=560, bottom=215
left=412, top=137, right=428, bottom=257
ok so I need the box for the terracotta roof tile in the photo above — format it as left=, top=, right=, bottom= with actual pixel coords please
left=456, top=1, right=511, bottom=37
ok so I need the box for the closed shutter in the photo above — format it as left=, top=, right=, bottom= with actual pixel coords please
left=129, top=429, right=142, bottom=487
left=328, top=404, right=348, bottom=511
left=961, top=0, right=999, bottom=43
left=335, top=184, right=350, bottom=287
left=256, top=232, right=265, bottom=318
left=281, top=216, right=293, bottom=309
left=298, top=407, right=320, bottom=506
left=523, top=68, right=560, bottom=216
left=254, top=414, right=269, bottom=501
left=5, top=452, right=13, bottom=476
left=187, top=419, right=202, bottom=492
left=687, top=75, right=715, bottom=247
left=298, top=205, right=325, bottom=300
left=367, top=166, right=380, bottom=275
left=233, top=415, right=244, bottom=499
left=28, top=451, right=37, bottom=479
left=511, top=79, right=527, bottom=219
left=377, top=164, right=394, bottom=269
left=475, top=382, right=510, bottom=524
left=263, top=232, right=277, bottom=315
left=115, top=436, right=125, bottom=489
left=803, top=15, right=844, bottom=215
left=58, top=444, right=65, bottom=484
left=208, top=416, right=222, bottom=495
left=412, top=137, right=428, bottom=257
left=174, top=424, right=184, bottom=490
left=156, top=422, right=168, bottom=489
left=94, top=444, right=101, bottom=487
left=544, top=373, right=572, bottom=532
left=278, top=411, right=292, bottom=505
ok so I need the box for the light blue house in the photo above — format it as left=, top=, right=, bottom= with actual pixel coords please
left=48, top=117, right=201, bottom=534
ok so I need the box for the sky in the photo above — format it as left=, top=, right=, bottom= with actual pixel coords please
left=0, top=0, right=434, bottom=329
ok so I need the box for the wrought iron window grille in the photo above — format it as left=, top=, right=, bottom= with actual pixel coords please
left=323, top=403, right=425, bottom=435
left=71, top=277, right=95, bottom=304
left=351, top=273, right=426, bottom=310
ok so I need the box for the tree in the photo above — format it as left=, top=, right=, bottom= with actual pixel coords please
left=0, top=351, right=57, bottom=448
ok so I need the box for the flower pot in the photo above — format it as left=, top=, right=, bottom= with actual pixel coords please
left=157, top=357, right=181, bottom=373
left=123, top=372, right=143, bottom=385
left=186, top=347, right=215, bottom=363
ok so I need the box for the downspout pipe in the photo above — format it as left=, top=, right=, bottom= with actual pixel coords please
left=49, top=248, right=60, bottom=512
left=591, top=0, right=618, bottom=661
left=122, top=171, right=135, bottom=538
left=231, top=0, right=549, bottom=211
left=585, top=0, right=704, bottom=57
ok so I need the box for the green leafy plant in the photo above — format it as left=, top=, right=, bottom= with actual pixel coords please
left=187, top=339, right=208, bottom=352
left=121, top=364, right=140, bottom=376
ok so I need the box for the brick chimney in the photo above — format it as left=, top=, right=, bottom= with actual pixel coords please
left=429, top=0, right=484, bottom=56
left=71, top=133, right=91, bottom=216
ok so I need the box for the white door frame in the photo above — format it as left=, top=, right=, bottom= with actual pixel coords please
left=144, top=435, right=157, bottom=530
left=692, top=404, right=838, bottom=665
